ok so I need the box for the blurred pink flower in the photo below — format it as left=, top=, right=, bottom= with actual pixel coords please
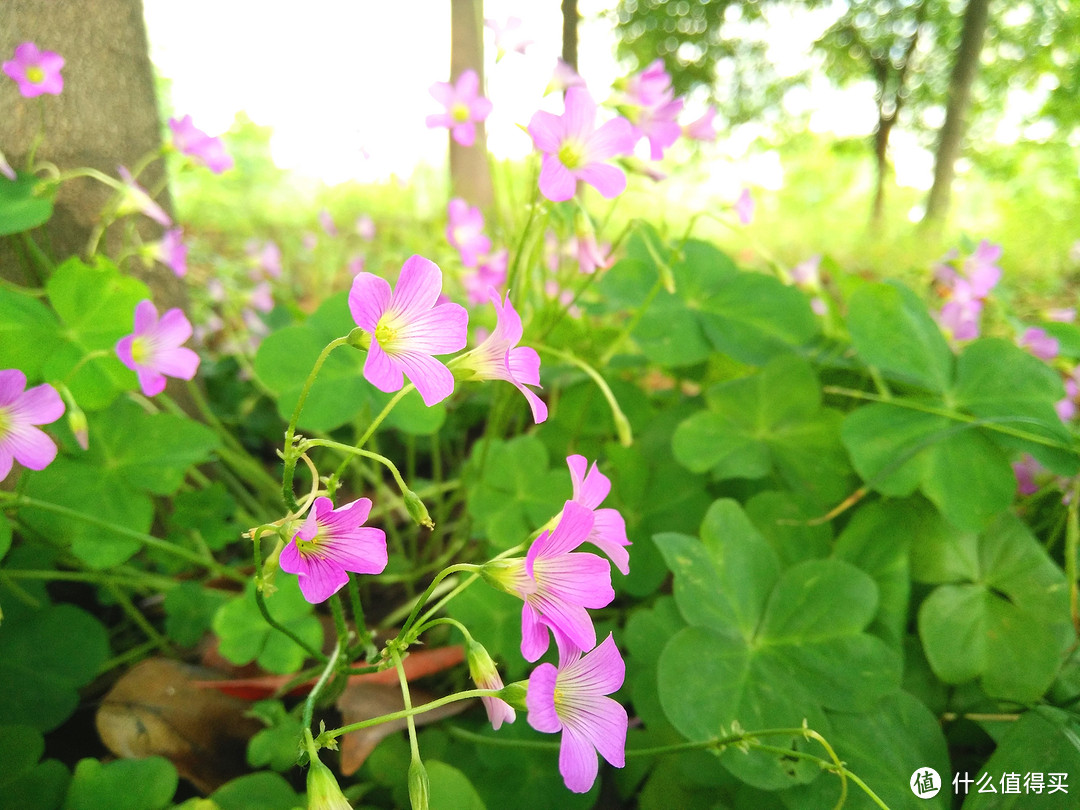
left=117, top=166, right=171, bottom=227
left=463, top=249, right=508, bottom=305
left=734, top=188, right=754, bottom=225
left=545, top=58, right=586, bottom=96
left=620, top=60, right=684, bottom=160
left=446, top=198, right=492, bottom=268
left=1018, top=327, right=1059, bottom=361
left=3, top=42, right=64, bottom=98
left=318, top=208, right=338, bottom=237
left=485, top=16, right=534, bottom=60
left=426, top=69, right=492, bottom=148
left=682, top=105, right=718, bottom=141
left=168, top=115, right=233, bottom=173
left=155, top=228, right=188, bottom=278
left=355, top=214, right=376, bottom=241
left=528, top=88, right=636, bottom=202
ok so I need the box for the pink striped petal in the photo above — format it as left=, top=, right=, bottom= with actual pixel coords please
left=587, top=117, right=636, bottom=160
left=136, top=367, right=167, bottom=397
left=525, top=662, right=561, bottom=732
left=528, top=110, right=564, bottom=153
left=133, top=299, right=158, bottom=334
left=349, top=273, right=393, bottom=332
left=397, top=302, right=468, bottom=355
left=394, top=350, right=455, bottom=406
left=0, top=450, right=12, bottom=481
left=152, top=346, right=200, bottom=380
left=0, top=369, right=27, bottom=407
left=577, top=163, right=626, bottom=199
left=390, top=256, right=444, bottom=323
left=363, top=340, right=404, bottom=393
left=559, top=725, right=600, bottom=793
left=521, top=602, right=551, bottom=662
left=539, top=155, right=577, bottom=202
left=154, top=307, right=194, bottom=345
left=562, top=87, right=596, bottom=141
left=7, top=424, right=58, bottom=470
left=14, top=383, right=64, bottom=425
left=528, top=501, right=594, bottom=566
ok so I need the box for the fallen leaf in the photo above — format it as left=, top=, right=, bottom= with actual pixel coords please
left=96, top=658, right=263, bottom=793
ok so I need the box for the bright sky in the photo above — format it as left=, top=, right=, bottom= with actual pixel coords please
left=141, top=0, right=935, bottom=193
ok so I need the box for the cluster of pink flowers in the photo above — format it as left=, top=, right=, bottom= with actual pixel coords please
left=349, top=256, right=547, bottom=423
left=445, top=198, right=508, bottom=303
left=479, top=456, right=631, bottom=792
left=934, top=240, right=1003, bottom=341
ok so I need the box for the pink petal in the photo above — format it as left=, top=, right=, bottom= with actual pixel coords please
left=136, top=367, right=167, bottom=397
left=529, top=593, right=596, bottom=653
left=278, top=539, right=307, bottom=574
left=565, top=633, right=624, bottom=694
left=295, top=553, right=351, bottom=603
left=318, top=530, right=388, bottom=576
left=559, top=725, right=600, bottom=793
left=115, top=335, right=137, bottom=371
left=363, top=340, right=405, bottom=393
left=525, top=662, right=561, bottom=733
left=0, top=369, right=27, bottom=407
left=562, top=88, right=597, bottom=141
left=535, top=553, right=614, bottom=610
left=153, top=346, right=200, bottom=380
left=0, top=450, right=13, bottom=482
left=398, top=303, right=469, bottom=355
left=394, top=350, right=456, bottom=406
left=507, top=346, right=540, bottom=386
left=587, top=117, right=636, bottom=160
left=321, top=497, right=372, bottom=532
left=456, top=68, right=480, bottom=99
left=426, top=112, right=453, bottom=130
left=429, top=80, right=456, bottom=107
left=529, top=501, right=594, bottom=563
left=451, top=121, right=477, bottom=147
left=539, top=155, right=577, bottom=202
left=521, top=602, right=552, bottom=662
left=133, top=299, right=159, bottom=334
left=528, top=110, right=564, bottom=154
left=516, top=383, right=548, bottom=424
left=15, top=383, right=65, bottom=425
left=154, top=308, right=194, bottom=346
left=391, top=256, right=444, bottom=323
left=577, top=163, right=626, bottom=199
left=6, top=424, right=58, bottom=471
left=469, top=96, right=493, bottom=121
left=590, top=509, right=630, bottom=575
left=349, top=272, right=393, bottom=332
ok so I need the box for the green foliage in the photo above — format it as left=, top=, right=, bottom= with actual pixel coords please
left=212, top=579, right=323, bottom=674
left=0, top=172, right=55, bottom=236
left=62, top=757, right=177, bottom=810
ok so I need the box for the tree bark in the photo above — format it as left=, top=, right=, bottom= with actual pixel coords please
left=562, top=0, right=579, bottom=72
left=921, top=0, right=991, bottom=227
left=449, top=0, right=494, bottom=209
left=0, top=0, right=184, bottom=310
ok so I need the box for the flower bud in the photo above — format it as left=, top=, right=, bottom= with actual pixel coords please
left=68, top=405, right=89, bottom=451
left=403, top=489, right=434, bottom=529
left=306, top=756, right=351, bottom=810
left=499, top=680, right=529, bottom=712
left=407, top=757, right=430, bottom=810
left=466, top=639, right=516, bottom=729
left=479, top=559, right=520, bottom=595
left=346, top=327, right=371, bottom=350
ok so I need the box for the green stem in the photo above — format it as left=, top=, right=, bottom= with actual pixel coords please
left=356, top=384, right=414, bottom=448
left=346, top=574, right=373, bottom=656
left=325, top=685, right=500, bottom=740
left=823, top=385, right=1077, bottom=453
left=251, top=527, right=328, bottom=663
left=330, top=593, right=351, bottom=650
left=301, top=438, right=411, bottom=497
left=392, top=647, right=422, bottom=762
left=303, top=640, right=342, bottom=731
left=599, top=274, right=665, bottom=365
left=448, top=725, right=558, bottom=750
left=0, top=495, right=245, bottom=583
left=535, top=343, right=632, bottom=446
left=2, top=568, right=178, bottom=592
left=282, top=336, right=351, bottom=510
left=398, top=564, right=480, bottom=643
left=107, top=584, right=178, bottom=656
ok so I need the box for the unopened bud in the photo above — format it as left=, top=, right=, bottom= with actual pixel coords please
left=306, top=756, right=351, bottom=810
left=499, top=680, right=529, bottom=712
left=403, top=489, right=434, bottom=529
left=346, top=327, right=371, bottom=350
left=407, top=757, right=430, bottom=810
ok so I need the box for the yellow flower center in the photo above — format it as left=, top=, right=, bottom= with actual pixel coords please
left=451, top=103, right=471, bottom=123
left=374, top=318, right=399, bottom=348
left=0, top=406, right=10, bottom=440
left=129, top=336, right=151, bottom=365
left=26, top=66, right=45, bottom=84
left=295, top=532, right=321, bottom=556
left=558, top=142, right=584, bottom=170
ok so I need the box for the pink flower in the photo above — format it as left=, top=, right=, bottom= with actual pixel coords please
left=446, top=198, right=492, bottom=268
left=455, top=289, right=547, bottom=423
left=466, top=639, right=516, bottom=730
left=576, top=233, right=611, bottom=275
left=790, top=254, right=822, bottom=287
left=485, top=16, right=534, bottom=60
left=1018, top=327, right=1059, bottom=361
left=682, top=105, right=718, bottom=141
left=937, top=278, right=984, bottom=341
left=620, top=60, right=684, bottom=160
left=526, top=633, right=627, bottom=793
left=0, top=150, right=16, bottom=181
left=482, top=501, right=614, bottom=662
left=318, top=208, right=338, bottom=237
left=965, top=240, right=1003, bottom=296
left=545, top=59, right=586, bottom=96
left=1047, top=308, right=1076, bottom=323
left=246, top=240, right=282, bottom=280
left=566, top=456, right=630, bottom=575
left=117, top=166, right=171, bottom=227
left=355, top=214, right=376, bottom=241
left=1057, top=372, right=1080, bottom=422
left=155, top=228, right=188, bottom=277
left=168, top=115, right=234, bottom=174
left=1012, top=454, right=1042, bottom=496
left=348, top=255, right=366, bottom=275
left=463, top=249, right=508, bottom=305
left=279, top=496, right=388, bottom=604
left=249, top=282, right=274, bottom=313
left=0, top=369, right=64, bottom=482
left=349, top=255, right=468, bottom=406
left=115, top=300, right=201, bottom=396
left=734, top=187, right=754, bottom=225
left=426, top=69, right=492, bottom=148
left=528, top=88, right=636, bottom=202
left=3, top=42, right=64, bottom=98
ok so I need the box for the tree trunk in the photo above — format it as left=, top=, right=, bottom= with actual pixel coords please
left=562, top=0, right=579, bottom=72
left=0, top=0, right=184, bottom=310
left=871, top=114, right=895, bottom=228
left=921, top=0, right=991, bottom=227
left=449, top=0, right=494, bottom=209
